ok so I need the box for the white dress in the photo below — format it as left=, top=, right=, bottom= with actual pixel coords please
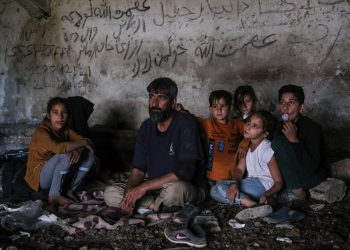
left=246, top=139, right=275, bottom=190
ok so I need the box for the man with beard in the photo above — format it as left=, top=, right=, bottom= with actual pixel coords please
left=119, top=77, right=207, bottom=214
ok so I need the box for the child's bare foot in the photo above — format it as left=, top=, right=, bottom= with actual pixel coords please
left=49, top=195, right=74, bottom=206
left=240, top=197, right=257, bottom=207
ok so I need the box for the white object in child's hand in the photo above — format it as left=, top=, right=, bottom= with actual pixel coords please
left=243, top=113, right=249, bottom=120
left=281, top=114, right=289, bottom=121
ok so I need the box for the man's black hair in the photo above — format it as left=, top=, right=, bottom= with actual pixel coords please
left=209, top=90, right=232, bottom=106
left=278, top=84, right=305, bottom=104
left=147, top=77, right=178, bottom=99
left=233, top=85, right=257, bottom=110
left=252, top=110, right=276, bottom=141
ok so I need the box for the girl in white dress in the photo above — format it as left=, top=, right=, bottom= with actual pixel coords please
left=210, top=111, right=283, bottom=207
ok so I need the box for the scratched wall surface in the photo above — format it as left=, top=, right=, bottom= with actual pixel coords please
left=0, top=0, right=350, bottom=149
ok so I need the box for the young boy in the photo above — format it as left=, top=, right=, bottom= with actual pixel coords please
left=177, top=90, right=249, bottom=187
left=271, top=85, right=327, bottom=202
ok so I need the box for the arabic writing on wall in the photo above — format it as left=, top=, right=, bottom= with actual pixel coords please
left=2, top=0, right=348, bottom=92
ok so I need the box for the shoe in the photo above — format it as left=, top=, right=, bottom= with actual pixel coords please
left=173, top=203, right=200, bottom=224
left=263, top=206, right=305, bottom=224
left=278, top=189, right=306, bottom=204
left=11, top=200, right=43, bottom=222
left=164, top=227, right=207, bottom=248
left=193, top=215, right=221, bottom=233
left=234, top=204, right=273, bottom=221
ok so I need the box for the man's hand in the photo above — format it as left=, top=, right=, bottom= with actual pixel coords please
left=69, top=150, right=81, bottom=165
left=226, top=183, right=240, bottom=203
left=236, top=148, right=246, bottom=159
left=119, top=168, right=146, bottom=215
left=175, top=103, right=189, bottom=114
left=175, top=103, right=184, bottom=111
left=282, top=121, right=299, bottom=143
left=120, top=199, right=134, bottom=215
left=123, top=185, right=147, bottom=210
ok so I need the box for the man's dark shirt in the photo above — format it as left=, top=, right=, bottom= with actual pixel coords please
left=132, top=110, right=206, bottom=188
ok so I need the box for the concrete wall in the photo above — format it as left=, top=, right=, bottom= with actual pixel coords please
left=0, top=0, right=350, bottom=151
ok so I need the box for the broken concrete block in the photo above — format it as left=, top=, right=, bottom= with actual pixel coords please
left=309, top=178, right=347, bottom=203
left=331, top=159, right=350, bottom=181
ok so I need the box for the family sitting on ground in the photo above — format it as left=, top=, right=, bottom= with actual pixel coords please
left=23, top=77, right=327, bottom=221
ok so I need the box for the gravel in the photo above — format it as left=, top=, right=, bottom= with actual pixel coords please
left=1, top=188, right=350, bottom=249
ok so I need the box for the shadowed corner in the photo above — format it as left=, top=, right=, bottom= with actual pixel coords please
left=89, top=106, right=138, bottom=175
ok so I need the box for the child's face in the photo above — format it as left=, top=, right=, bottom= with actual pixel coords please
left=47, top=103, right=68, bottom=131
left=278, top=92, right=304, bottom=122
left=244, top=115, right=267, bottom=140
left=210, top=98, right=231, bottom=123
left=239, top=95, right=254, bottom=116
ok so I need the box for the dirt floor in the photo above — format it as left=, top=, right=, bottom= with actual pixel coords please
left=1, top=176, right=350, bottom=250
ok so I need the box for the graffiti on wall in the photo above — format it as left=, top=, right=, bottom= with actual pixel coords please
left=1, top=0, right=348, bottom=93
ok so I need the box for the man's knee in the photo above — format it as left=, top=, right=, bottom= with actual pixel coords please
left=158, top=181, right=202, bottom=208
left=163, top=181, right=193, bottom=199
left=103, top=183, right=125, bottom=207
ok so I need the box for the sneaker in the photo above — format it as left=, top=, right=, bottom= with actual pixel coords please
left=193, top=215, right=221, bottom=233
left=173, top=203, right=200, bottom=224
left=164, top=227, right=207, bottom=248
left=234, top=204, right=273, bottom=221
left=263, top=206, right=305, bottom=224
